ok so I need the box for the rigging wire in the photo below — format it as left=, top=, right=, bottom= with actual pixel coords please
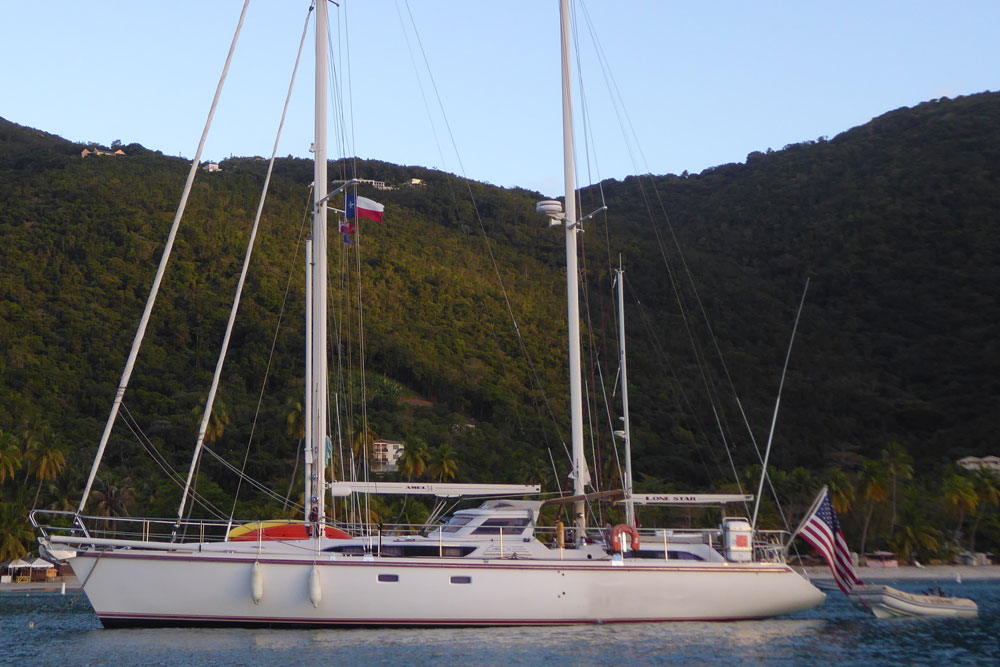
left=200, top=184, right=314, bottom=520
left=202, top=444, right=303, bottom=510
left=391, top=0, right=538, bottom=437
left=330, top=0, right=368, bottom=528
left=179, top=0, right=267, bottom=527
left=217, top=1, right=315, bottom=525
left=395, top=0, right=572, bottom=473
left=117, top=404, right=229, bottom=521
left=626, top=280, right=727, bottom=481
left=574, top=1, right=789, bottom=512
left=77, top=0, right=252, bottom=517
left=581, top=0, right=803, bottom=529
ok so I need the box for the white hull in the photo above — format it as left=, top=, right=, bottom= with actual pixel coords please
left=70, top=547, right=824, bottom=627
left=849, top=585, right=978, bottom=619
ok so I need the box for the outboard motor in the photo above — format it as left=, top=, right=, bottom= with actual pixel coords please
left=722, top=518, right=753, bottom=562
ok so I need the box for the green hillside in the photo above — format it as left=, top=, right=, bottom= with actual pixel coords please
left=2, top=91, right=999, bottom=560
left=596, top=92, right=1000, bottom=475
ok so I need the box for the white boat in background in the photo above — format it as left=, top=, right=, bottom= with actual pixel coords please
left=31, top=0, right=824, bottom=627
left=849, top=585, right=978, bottom=619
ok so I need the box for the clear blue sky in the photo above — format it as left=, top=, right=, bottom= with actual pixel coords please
left=3, top=1, right=998, bottom=196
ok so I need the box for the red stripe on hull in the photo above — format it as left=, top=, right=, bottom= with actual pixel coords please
left=98, top=612, right=757, bottom=629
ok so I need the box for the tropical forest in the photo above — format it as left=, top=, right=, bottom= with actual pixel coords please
left=1, top=90, right=999, bottom=565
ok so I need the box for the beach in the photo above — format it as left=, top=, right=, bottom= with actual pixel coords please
left=802, top=564, right=1000, bottom=583
left=0, top=576, right=80, bottom=595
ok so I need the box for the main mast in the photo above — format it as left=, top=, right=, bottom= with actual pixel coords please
left=310, top=0, right=329, bottom=533
left=558, top=0, right=588, bottom=541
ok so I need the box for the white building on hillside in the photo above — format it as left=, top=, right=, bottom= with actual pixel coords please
left=372, top=440, right=405, bottom=473
left=957, top=456, right=1000, bottom=473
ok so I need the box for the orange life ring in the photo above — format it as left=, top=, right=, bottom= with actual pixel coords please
left=610, top=524, right=641, bottom=553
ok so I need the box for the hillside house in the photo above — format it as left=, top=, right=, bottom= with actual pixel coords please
left=81, top=147, right=125, bottom=158
left=372, top=440, right=405, bottom=473
left=957, top=456, right=1000, bottom=473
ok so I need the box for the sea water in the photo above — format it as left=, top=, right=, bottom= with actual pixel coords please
left=2, top=580, right=998, bottom=665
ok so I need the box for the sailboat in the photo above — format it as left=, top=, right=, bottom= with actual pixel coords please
left=32, top=0, right=824, bottom=626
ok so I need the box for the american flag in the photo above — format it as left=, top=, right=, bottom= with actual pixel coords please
left=798, top=486, right=861, bottom=595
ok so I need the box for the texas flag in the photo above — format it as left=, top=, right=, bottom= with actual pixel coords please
left=346, top=194, right=384, bottom=223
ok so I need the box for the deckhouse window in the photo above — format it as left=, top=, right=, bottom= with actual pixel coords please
left=441, top=515, right=474, bottom=533
left=450, top=576, right=472, bottom=584
left=377, top=574, right=399, bottom=583
left=472, top=518, right=530, bottom=535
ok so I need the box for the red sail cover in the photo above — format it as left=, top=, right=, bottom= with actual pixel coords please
left=229, top=522, right=350, bottom=541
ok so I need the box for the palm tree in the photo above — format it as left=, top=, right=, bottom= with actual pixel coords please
left=786, top=467, right=816, bottom=520
left=19, top=425, right=42, bottom=484
left=942, top=473, right=979, bottom=547
left=392, top=438, right=429, bottom=526
left=283, top=399, right=306, bottom=511
left=285, top=399, right=305, bottom=442
left=351, top=425, right=378, bottom=466
left=26, top=431, right=67, bottom=508
left=397, top=438, right=429, bottom=481
left=206, top=400, right=230, bottom=444
left=858, top=458, right=889, bottom=561
left=91, top=475, right=137, bottom=536
left=45, top=473, right=79, bottom=513
left=891, top=511, right=940, bottom=564
left=827, top=470, right=855, bottom=515
left=0, top=429, right=22, bottom=484
left=0, top=501, right=35, bottom=561
left=881, top=441, right=913, bottom=538
left=519, top=456, right=551, bottom=491
left=391, top=497, right=429, bottom=529
left=348, top=496, right=392, bottom=525
left=30, top=437, right=67, bottom=483
left=370, top=375, right=402, bottom=411
left=428, top=444, right=458, bottom=482
left=192, top=398, right=230, bottom=445
left=967, top=470, right=999, bottom=551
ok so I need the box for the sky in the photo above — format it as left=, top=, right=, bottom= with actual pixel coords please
left=3, top=1, right=999, bottom=196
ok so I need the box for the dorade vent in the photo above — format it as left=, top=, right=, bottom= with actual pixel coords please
left=377, top=574, right=399, bottom=583
left=450, top=576, right=472, bottom=584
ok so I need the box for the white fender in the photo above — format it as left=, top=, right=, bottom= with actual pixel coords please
left=250, top=561, right=264, bottom=604
left=309, top=565, right=322, bottom=607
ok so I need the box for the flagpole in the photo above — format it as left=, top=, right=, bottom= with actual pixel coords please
left=784, top=485, right=829, bottom=553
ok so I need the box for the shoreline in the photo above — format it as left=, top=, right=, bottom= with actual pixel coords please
left=0, top=576, right=81, bottom=596
left=801, top=564, right=1000, bottom=582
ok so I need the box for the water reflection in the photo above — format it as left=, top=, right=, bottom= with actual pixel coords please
left=4, top=581, right=998, bottom=666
